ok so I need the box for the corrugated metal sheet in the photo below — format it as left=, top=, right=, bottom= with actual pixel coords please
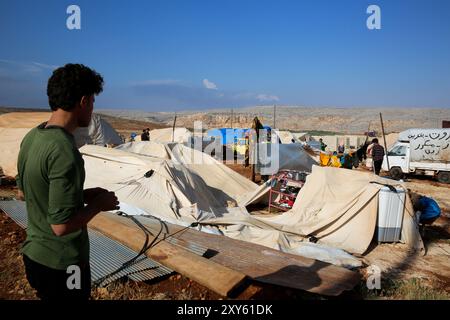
left=0, top=201, right=188, bottom=287
left=88, top=229, right=173, bottom=286
left=0, top=200, right=28, bottom=228
left=124, top=214, right=209, bottom=256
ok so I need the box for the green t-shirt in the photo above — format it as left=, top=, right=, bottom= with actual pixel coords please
left=17, top=122, right=89, bottom=270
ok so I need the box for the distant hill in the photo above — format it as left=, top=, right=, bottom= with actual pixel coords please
left=96, top=106, right=450, bottom=134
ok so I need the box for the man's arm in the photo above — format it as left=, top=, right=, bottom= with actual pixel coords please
left=51, top=191, right=118, bottom=236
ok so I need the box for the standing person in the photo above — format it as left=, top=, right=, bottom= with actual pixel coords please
left=356, top=141, right=370, bottom=162
left=371, top=138, right=385, bottom=175
left=141, top=129, right=149, bottom=141
left=16, top=63, right=119, bottom=300
left=319, top=138, right=327, bottom=151
left=319, top=138, right=326, bottom=151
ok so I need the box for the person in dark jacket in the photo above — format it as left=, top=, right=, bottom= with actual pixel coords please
left=370, top=138, right=385, bottom=175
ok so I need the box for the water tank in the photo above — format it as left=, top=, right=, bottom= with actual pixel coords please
left=377, top=186, right=406, bottom=242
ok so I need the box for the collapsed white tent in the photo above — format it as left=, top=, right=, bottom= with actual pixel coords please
left=232, top=166, right=424, bottom=255
left=78, top=142, right=424, bottom=267
left=0, top=112, right=122, bottom=177
left=81, top=144, right=253, bottom=227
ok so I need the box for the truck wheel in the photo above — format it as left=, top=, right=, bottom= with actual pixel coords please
left=389, top=167, right=403, bottom=180
left=437, top=171, right=450, bottom=184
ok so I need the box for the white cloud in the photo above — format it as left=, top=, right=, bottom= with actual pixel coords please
left=31, top=62, right=59, bottom=70
left=0, top=59, right=58, bottom=74
left=203, top=78, right=218, bottom=90
left=256, top=94, right=280, bottom=102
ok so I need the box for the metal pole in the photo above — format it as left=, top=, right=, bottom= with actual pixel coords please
left=365, top=121, right=371, bottom=144
left=379, top=113, right=390, bottom=171
left=172, top=112, right=177, bottom=143
left=231, top=108, right=233, bottom=128
left=273, top=105, right=276, bottom=128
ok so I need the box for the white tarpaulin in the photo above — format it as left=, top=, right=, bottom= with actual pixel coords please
left=258, top=143, right=318, bottom=175
left=149, top=127, right=192, bottom=144
left=275, top=130, right=295, bottom=144
left=73, top=113, right=123, bottom=147
left=234, top=166, right=424, bottom=255
left=115, top=141, right=171, bottom=159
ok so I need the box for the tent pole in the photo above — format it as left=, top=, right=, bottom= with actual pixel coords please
left=364, top=121, right=371, bottom=144
left=379, top=113, right=390, bottom=172
left=273, top=105, right=276, bottom=128
left=231, top=108, right=233, bottom=128
left=172, top=112, right=177, bottom=143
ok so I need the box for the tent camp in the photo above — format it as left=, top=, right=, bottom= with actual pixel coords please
left=0, top=112, right=122, bottom=177
left=79, top=142, right=423, bottom=268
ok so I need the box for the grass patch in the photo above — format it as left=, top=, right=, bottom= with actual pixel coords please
left=360, top=278, right=450, bottom=300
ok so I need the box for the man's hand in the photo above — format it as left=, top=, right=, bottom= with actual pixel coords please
left=83, top=187, right=108, bottom=204
left=91, top=191, right=119, bottom=212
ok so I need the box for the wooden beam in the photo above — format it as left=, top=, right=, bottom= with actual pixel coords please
left=98, top=212, right=361, bottom=296
left=88, top=213, right=247, bottom=297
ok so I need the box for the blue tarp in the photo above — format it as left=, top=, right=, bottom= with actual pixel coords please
left=418, top=196, right=441, bottom=222
left=207, top=127, right=272, bottom=145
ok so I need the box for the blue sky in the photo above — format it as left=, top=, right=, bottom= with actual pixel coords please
left=0, top=0, right=449, bottom=110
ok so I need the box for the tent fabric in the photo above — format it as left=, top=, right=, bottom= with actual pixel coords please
left=0, top=112, right=122, bottom=177
left=276, top=130, right=295, bottom=144
left=80, top=145, right=249, bottom=226
left=258, top=143, right=318, bottom=175
left=80, top=144, right=391, bottom=267
left=0, top=128, right=31, bottom=177
left=115, top=141, right=171, bottom=159
left=168, top=143, right=258, bottom=199
left=149, top=127, right=192, bottom=144
left=234, top=166, right=424, bottom=255
left=114, top=141, right=258, bottom=199
left=73, top=113, right=123, bottom=148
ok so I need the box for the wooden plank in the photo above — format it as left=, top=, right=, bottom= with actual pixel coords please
left=123, top=214, right=361, bottom=296
left=88, top=213, right=247, bottom=297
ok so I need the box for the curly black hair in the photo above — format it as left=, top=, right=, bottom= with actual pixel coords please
left=47, top=63, right=104, bottom=111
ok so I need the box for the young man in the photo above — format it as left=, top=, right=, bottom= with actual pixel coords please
left=16, top=63, right=119, bottom=300
left=370, top=138, right=385, bottom=175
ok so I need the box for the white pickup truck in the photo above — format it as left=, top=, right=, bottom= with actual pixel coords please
left=382, top=128, right=450, bottom=183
